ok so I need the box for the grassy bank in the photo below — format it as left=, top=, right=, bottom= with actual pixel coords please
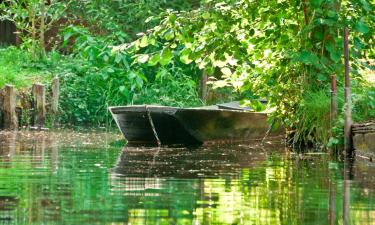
left=0, top=47, right=53, bottom=88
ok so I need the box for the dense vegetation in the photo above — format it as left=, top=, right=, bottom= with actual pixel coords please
left=0, top=0, right=374, bottom=149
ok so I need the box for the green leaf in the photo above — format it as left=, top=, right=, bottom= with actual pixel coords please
left=355, top=21, right=369, bottom=34
left=327, top=137, right=339, bottom=147
left=202, top=12, right=210, bottom=19
left=360, top=0, right=371, bottom=12
left=327, top=10, right=337, bottom=18
left=145, top=16, right=154, bottom=23
left=180, top=48, right=193, bottom=64
left=63, top=32, right=73, bottom=46
left=249, top=29, right=255, bottom=36
left=205, top=66, right=215, bottom=75
left=119, top=86, right=127, bottom=93
left=148, top=54, right=160, bottom=66
left=128, top=72, right=137, bottom=79
left=139, top=35, right=149, bottom=48
left=163, top=29, right=175, bottom=41
left=249, top=100, right=266, bottom=112
left=310, top=0, right=323, bottom=9
left=329, top=50, right=341, bottom=63
left=168, top=14, right=177, bottom=23
left=294, top=51, right=319, bottom=65
left=212, top=80, right=229, bottom=88
left=114, top=53, right=122, bottom=64
left=137, top=54, right=149, bottom=63
left=317, top=73, right=327, bottom=81
left=221, top=67, right=232, bottom=76
left=160, top=48, right=173, bottom=65
left=148, top=37, right=157, bottom=46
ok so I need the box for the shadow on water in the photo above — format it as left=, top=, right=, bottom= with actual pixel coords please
left=0, top=131, right=374, bottom=224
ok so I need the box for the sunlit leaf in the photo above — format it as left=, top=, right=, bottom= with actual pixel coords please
left=148, top=54, right=160, bottom=66
left=139, top=35, right=149, bottom=48
left=137, top=54, right=149, bottom=63
left=212, top=80, right=229, bottom=88
left=221, top=67, right=232, bottom=76
left=180, top=48, right=193, bottom=64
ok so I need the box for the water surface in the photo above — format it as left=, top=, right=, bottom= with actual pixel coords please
left=0, top=131, right=374, bottom=224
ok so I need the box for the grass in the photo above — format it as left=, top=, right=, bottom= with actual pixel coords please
left=0, top=46, right=53, bottom=89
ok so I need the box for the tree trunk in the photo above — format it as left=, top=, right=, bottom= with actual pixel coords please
left=39, top=0, right=46, bottom=60
left=31, top=6, right=37, bottom=61
left=343, top=27, right=352, bottom=153
left=200, top=70, right=208, bottom=104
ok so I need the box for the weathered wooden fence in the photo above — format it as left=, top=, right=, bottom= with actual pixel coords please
left=0, top=78, right=59, bottom=130
left=353, top=121, right=375, bottom=160
left=0, top=20, right=17, bottom=46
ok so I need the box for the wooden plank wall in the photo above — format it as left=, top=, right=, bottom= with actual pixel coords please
left=0, top=20, right=17, bottom=46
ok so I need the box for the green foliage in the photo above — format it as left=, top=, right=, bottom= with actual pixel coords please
left=291, top=90, right=332, bottom=148
left=68, top=0, right=201, bottom=41
left=352, top=77, right=375, bottom=122
left=55, top=26, right=201, bottom=125
left=119, top=0, right=374, bottom=148
left=134, top=68, right=201, bottom=107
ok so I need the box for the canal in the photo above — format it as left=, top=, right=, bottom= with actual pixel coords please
left=0, top=131, right=374, bottom=224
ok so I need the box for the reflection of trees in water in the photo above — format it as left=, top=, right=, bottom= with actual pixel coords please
left=113, top=148, right=375, bottom=224
left=0, top=135, right=374, bottom=224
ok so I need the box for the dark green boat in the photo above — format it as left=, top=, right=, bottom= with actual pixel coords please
left=109, top=103, right=281, bottom=146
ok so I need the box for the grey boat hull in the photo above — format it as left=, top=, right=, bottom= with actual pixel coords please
left=109, top=105, right=280, bottom=146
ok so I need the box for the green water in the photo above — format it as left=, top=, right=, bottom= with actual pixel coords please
left=0, top=132, right=374, bottom=225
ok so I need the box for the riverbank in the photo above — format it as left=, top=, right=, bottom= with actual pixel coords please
left=1, top=44, right=374, bottom=150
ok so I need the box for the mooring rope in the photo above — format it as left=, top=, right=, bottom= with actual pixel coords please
left=145, top=105, right=161, bottom=147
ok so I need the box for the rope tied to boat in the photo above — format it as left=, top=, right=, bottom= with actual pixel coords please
left=145, top=105, right=161, bottom=147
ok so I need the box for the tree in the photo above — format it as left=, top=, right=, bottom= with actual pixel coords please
left=117, top=0, right=374, bottom=147
left=0, top=0, right=70, bottom=60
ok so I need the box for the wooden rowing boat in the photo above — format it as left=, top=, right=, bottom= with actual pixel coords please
left=109, top=103, right=281, bottom=146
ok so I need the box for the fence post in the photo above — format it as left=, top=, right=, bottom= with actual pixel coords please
left=51, top=77, right=59, bottom=114
left=3, top=85, right=18, bottom=130
left=32, top=83, right=46, bottom=128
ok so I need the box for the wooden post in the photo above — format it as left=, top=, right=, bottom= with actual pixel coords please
left=343, top=27, right=352, bottom=153
left=51, top=77, right=60, bottom=114
left=328, top=175, right=336, bottom=225
left=2, top=85, right=18, bottom=130
left=32, top=83, right=46, bottom=128
left=200, top=70, right=208, bottom=104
